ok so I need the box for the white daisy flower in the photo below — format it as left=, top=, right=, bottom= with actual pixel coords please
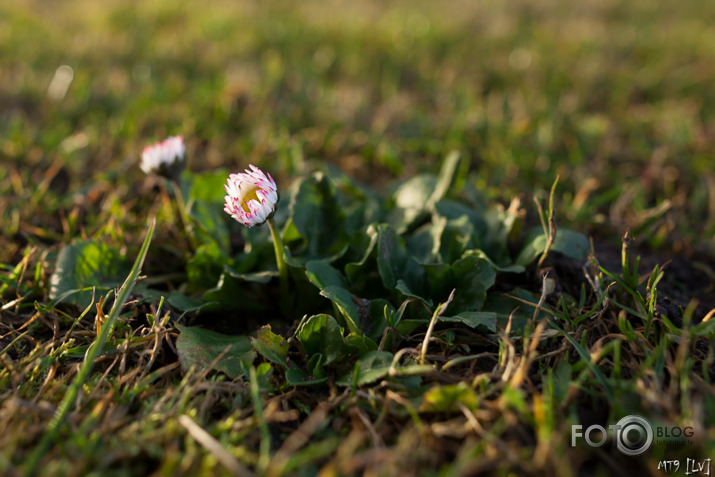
left=140, top=135, right=186, bottom=178
left=223, top=165, right=279, bottom=227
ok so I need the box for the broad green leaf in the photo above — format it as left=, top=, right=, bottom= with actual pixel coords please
left=377, top=224, right=407, bottom=290
left=425, top=252, right=496, bottom=313
left=296, top=314, right=349, bottom=366
left=406, top=218, right=445, bottom=264
left=187, top=242, right=225, bottom=288
left=482, top=288, right=548, bottom=332
left=224, top=267, right=277, bottom=283
left=366, top=299, right=393, bottom=343
left=440, top=311, right=497, bottom=333
left=188, top=169, right=230, bottom=204
left=250, top=325, right=289, bottom=367
left=437, top=214, right=479, bottom=264
left=323, top=164, right=384, bottom=233
left=345, top=224, right=379, bottom=287
left=396, top=318, right=429, bottom=336
left=433, top=199, right=487, bottom=227
left=319, top=286, right=361, bottom=334
left=166, top=290, right=209, bottom=314
left=305, top=261, right=347, bottom=289
left=240, top=224, right=275, bottom=265
left=431, top=150, right=462, bottom=205
left=395, top=279, right=431, bottom=306
left=176, top=324, right=254, bottom=379
left=289, top=172, right=344, bottom=258
left=307, top=352, right=326, bottom=378
left=285, top=364, right=329, bottom=387
left=49, top=240, right=130, bottom=309
left=448, top=253, right=496, bottom=312
left=376, top=224, right=425, bottom=296
left=336, top=350, right=393, bottom=386
left=344, top=333, right=379, bottom=355
left=189, top=199, right=230, bottom=252
left=469, top=249, right=525, bottom=273
left=203, top=270, right=274, bottom=312
left=388, top=174, right=436, bottom=231
left=431, top=199, right=489, bottom=263
left=515, top=227, right=590, bottom=267
left=186, top=171, right=232, bottom=252
left=480, top=204, right=523, bottom=266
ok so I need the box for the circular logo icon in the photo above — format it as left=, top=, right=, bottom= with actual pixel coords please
left=614, top=415, right=653, bottom=456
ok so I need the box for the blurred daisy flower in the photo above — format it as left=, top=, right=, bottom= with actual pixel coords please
left=224, top=165, right=279, bottom=227
left=140, top=135, right=186, bottom=179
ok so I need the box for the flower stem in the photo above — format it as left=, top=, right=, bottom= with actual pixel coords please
left=266, top=218, right=290, bottom=316
left=169, top=179, right=198, bottom=252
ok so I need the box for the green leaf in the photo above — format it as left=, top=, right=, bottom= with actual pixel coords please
left=480, top=204, right=523, bottom=266
left=296, top=314, right=349, bottom=366
left=306, top=353, right=326, bottom=378
left=482, top=288, right=548, bottom=332
left=406, top=218, right=445, bottom=264
left=336, top=350, right=393, bottom=386
left=187, top=242, right=225, bottom=288
left=203, top=270, right=275, bottom=312
left=166, top=290, right=210, bottom=314
left=387, top=151, right=461, bottom=233
left=188, top=169, right=230, bottom=204
left=421, top=382, right=478, bottom=412
left=344, top=333, right=379, bottom=355
left=345, top=224, right=379, bottom=287
left=376, top=224, right=425, bottom=295
left=48, top=240, right=130, bottom=309
left=365, top=299, right=393, bottom=343
left=516, top=227, right=590, bottom=266
left=186, top=171, right=232, bottom=252
left=396, top=318, right=429, bottom=336
left=305, top=261, right=347, bottom=289
left=388, top=174, right=436, bottom=231
left=251, top=325, right=289, bottom=367
left=395, top=279, right=430, bottom=305
left=189, top=199, right=230, bottom=252
left=176, top=325, right=255, bottom=378
left=289, top=172, right=345, bottom=258
left=431, top=150, right=462, bottom=205
left=425, top=252, right=496, bottom=313
left=440, top=311, right=497, bottom=333
left=224, top=267, right=277, bottom=283
left=319, top=286, right=361, bottom=334
left=285, top=365, right=329, bottom=387
left=323, top=164, right=384, bottom=233
left=468, top=249, right=525, bottom=273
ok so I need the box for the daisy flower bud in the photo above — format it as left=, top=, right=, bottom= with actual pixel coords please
left=140, top=135, right=186, bottom=179
left=223, top=165, right=279, bottom=227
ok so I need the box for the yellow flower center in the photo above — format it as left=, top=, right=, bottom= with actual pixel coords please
left=241, top=187, right=261, bottom=213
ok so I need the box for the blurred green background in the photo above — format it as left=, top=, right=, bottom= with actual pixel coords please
left=2, top=0, right=715, bottom=255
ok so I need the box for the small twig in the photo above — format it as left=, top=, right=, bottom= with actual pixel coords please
left=420, top=289, right=455, bottom=365
left=267, top=402, right=330, bottom=477
left=537, top=175, right=559, bottom=268
left=179, top=415, right=255, bottom=477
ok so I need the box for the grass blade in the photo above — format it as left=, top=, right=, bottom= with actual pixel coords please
left=23, top=219, right=156, bottom=477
